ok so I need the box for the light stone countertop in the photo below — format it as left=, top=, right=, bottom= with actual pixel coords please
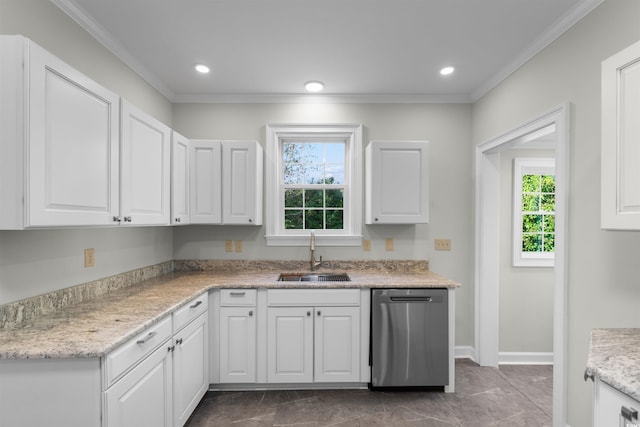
left=585, top=328, right=640, bottom=401
left=0, top=265, right=458, bottom=360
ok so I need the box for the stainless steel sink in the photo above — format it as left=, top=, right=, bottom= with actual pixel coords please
left=277, top=273, right=351, bottom=282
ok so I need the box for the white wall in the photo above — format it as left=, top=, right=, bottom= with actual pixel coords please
left=499, top=149, right=554, bottom=354
left=0, top=0, right=174, bottom=305
left=172, top=102, right=475, bottom=347
left=472, top=1, right=640, bottom=425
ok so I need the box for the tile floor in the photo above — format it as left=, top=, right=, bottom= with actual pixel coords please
left=185, top=359, right=553, bottom=426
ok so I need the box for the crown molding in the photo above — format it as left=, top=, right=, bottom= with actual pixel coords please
left=172, top=92, right=472, bottom=104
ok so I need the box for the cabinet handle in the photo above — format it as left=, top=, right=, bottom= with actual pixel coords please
left=124, top=216, right=132, bottom=222
left=230, top=292, right=246, bottom=297
left=621, top=406, right=638, bottom=421
left=249, top=310, right=253, bottom=316
left=248, top=218, right=252, bottom=223
left=190, top=300, right=203, bottom=308
left=307, top=311, right=311, bottom=317
left=136, top=331, right=157, bottom=344
left=168, top=345, right=175, bottom=353
left=375, top=218, right=379, bottom=222
left=113, top=216, right=121, bottom=223
left=175, top=217, right=181, bottom=223
left=317, top=310, right=321, bottom=316
left=176, top=338, right=183, bottom=345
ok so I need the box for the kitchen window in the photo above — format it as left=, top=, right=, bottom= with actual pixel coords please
left=513, top=158, right=555, bottom=267
left=265, top=124, right=362, bottom=246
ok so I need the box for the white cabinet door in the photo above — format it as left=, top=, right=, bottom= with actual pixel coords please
left=171, top=131, right=190, bottom=225
left=173, top=312, right=208, bottom=427
left=222, top=141, right=263, bottom=225
left=365, top=141, right=429, bottom=224
left=120, top=99, right=171, bottom=225
left=0, top=36, right=120, bottom=229
left=314, top=306, right=360, bottom=383
left=267, top=307, right=313, bottom=383
left=219, top=306, right=257, bottom=383
left=601, top=39, right=640, bottom=229
left=594, top=377, right=640, bottom=426
left=189, top=140, right=222, bottom=224
left=105, top=341, right=173, bottom=427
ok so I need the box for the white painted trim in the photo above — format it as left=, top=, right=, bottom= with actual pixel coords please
left=173, top=93, right=472, bottom=104
left=455, top=346, right=476, bottom=361
left=499, top=352, right=554, bottom=365
left=475, top=103, right=570, bottom=427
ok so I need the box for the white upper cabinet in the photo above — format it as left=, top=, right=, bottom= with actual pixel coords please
left=189, top=140, right=222, bottom=224
left=171, top=131, right=190, bottom=225
left=0, top=36, right=120, bottom=229
left=120, top=99, right=171, bottom=225
left=189, top=140, right=263, bottom=225
left=365, top=141, right=429, bottom=224
left=222, top=141, right=263, bottom=225
left=602, top=40, right=640, bottom=230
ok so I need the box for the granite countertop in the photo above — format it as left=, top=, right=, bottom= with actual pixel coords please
left=585, top=328, right=640, bottom=401
left=0, top=263, right=459, bottom=360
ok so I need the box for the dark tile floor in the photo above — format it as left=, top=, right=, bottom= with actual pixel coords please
left=185, top=359, right=553, bottom=427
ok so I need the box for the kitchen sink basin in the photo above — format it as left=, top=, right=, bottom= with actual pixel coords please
left=277, top=273, right=351, bottom=282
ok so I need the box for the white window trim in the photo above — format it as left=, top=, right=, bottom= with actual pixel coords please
left=265, top=124, right=363, bottom=247
left=512, top=158, right=555, bottom=267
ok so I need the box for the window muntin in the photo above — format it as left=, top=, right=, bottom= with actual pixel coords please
left=513, top=158, right=555, bottom=267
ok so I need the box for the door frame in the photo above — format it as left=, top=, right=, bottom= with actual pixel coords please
left=474, top=104, right=569, bottom=427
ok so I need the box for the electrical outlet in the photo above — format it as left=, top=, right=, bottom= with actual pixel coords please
left=362, top=239, right=371, bottom=251
left=225, top=240, right=233, bottom=252
left=235, top=240, right=243, bottom=253
left=435, top=238, right=452, bottom=251
left=385, top=238, right=394, bottom=251
left=84, top=248, right=95, bottom=268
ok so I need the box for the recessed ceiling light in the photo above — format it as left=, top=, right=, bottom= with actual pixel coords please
left=304, top=81, right=324, bottom=92
left=440, top=66, right=455, bottom=76
left=195, top=64, right=210, bottom=74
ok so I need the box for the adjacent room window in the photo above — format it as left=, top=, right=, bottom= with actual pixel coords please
left=265, top=124, right=362, bottom=246
left=513, top=158, right=555, bottom=267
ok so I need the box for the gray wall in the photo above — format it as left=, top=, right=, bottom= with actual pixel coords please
left=472, top=1, right=640, bottom=425
left=0, top=0, right=174, bottom=305
left=499, top=149, right=554, bottom=354
left=172, top=102, right=475, bottom=347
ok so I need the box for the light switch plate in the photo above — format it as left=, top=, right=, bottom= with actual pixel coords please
left=225, top=240, right=233, bottom=252
left=385, top=238, right=394, bottom=251
left=435, top=238, right=452, bottom=251
left=84, top=248, right=95, bottom=268
left=235, top=240, right=243, bottom=253
left=362, top=239, right=371, bottom=251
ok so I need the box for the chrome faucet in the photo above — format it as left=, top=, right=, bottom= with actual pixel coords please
left=309, top=231, right=322, bottom=271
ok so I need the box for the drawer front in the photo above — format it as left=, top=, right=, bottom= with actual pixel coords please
left=105, top=315, right=172, bottom=388
left=220, top=289, right=257, bottom=306
left=267, top=289, right=360, bottom=306
left=173, top=292, right=208, bottom=333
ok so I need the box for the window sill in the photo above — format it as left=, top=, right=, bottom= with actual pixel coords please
left=265, top=235, right=362, bottom=247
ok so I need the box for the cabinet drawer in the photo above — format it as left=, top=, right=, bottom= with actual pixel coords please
left=267, top=289, right=360, bottom=306
left=173, top=293, right=208, bottom=333
left=220, top=289, right=257, bottom=306
left=104, top=315, right=172, bottom=388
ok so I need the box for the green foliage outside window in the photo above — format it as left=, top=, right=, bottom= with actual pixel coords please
left=521, top=174, right=555, bottom=253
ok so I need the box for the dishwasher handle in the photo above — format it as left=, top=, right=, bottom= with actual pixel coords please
left=390, top=296, right=433, bottom=302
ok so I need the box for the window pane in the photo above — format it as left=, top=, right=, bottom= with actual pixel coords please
left=326, top=189, right=344, bottom=208
left=522, top=175, right=540, bottom=192
left=285, top=210, right=303, bottom=229
left=541, top=194, right=555, bottom=212
left=305, top=189, right=324, bottom=208
left=326, top=210, right=343, bottom=229
left=284, top=189, right=303, bottom=208
left=305, top=210, right=323, bottom=229
left=543, top=214, right=555, bottom=232
left=541, top=175, right=555, bottom=192
left=522, top=194, right=540, bottom=211
left=324, top=164, right=344, bottom=184
left=523, top=214, right=542, bottom=232
left=522, top=234, right=542, bottom=252
left=543, top=234, right=555, bottom=252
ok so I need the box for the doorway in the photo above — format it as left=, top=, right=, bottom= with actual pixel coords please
left=474, top=104, right=569, bottom=427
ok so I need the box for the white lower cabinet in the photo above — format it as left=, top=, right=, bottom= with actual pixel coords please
left=267, top=307, right=314, bottom=383
left=593, top=377, right=640, bottom=426
left=219, top=306, right=257, bottom=383
left=313, top=306, right=360, bottom=382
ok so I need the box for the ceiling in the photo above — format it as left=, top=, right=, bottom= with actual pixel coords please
left=53, top=0, right=602, bottom=103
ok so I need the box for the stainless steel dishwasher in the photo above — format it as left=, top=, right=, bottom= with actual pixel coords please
left=370, top=288, right=448, bottom=388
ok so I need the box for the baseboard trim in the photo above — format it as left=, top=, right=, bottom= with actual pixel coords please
left=455, top=346, right=476, bottom=361
left=499, top=351, right=554, bottom=365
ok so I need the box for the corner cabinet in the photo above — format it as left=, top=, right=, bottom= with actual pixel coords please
left=189, top=140, right=263, bottom=225
left=171, top=131, right=190, bottom=225
left=365, top=141, right=429, bottom=224
left=120, top=100, right=171, bottom=226
left=0, top=35, right=120, bottom=229
left=601, top=39, right=640, bottom=229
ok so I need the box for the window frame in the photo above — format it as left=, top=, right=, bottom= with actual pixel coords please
left=265, top=124, right=362, bottom=247
left=512, top=158, right=556, bottom=267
